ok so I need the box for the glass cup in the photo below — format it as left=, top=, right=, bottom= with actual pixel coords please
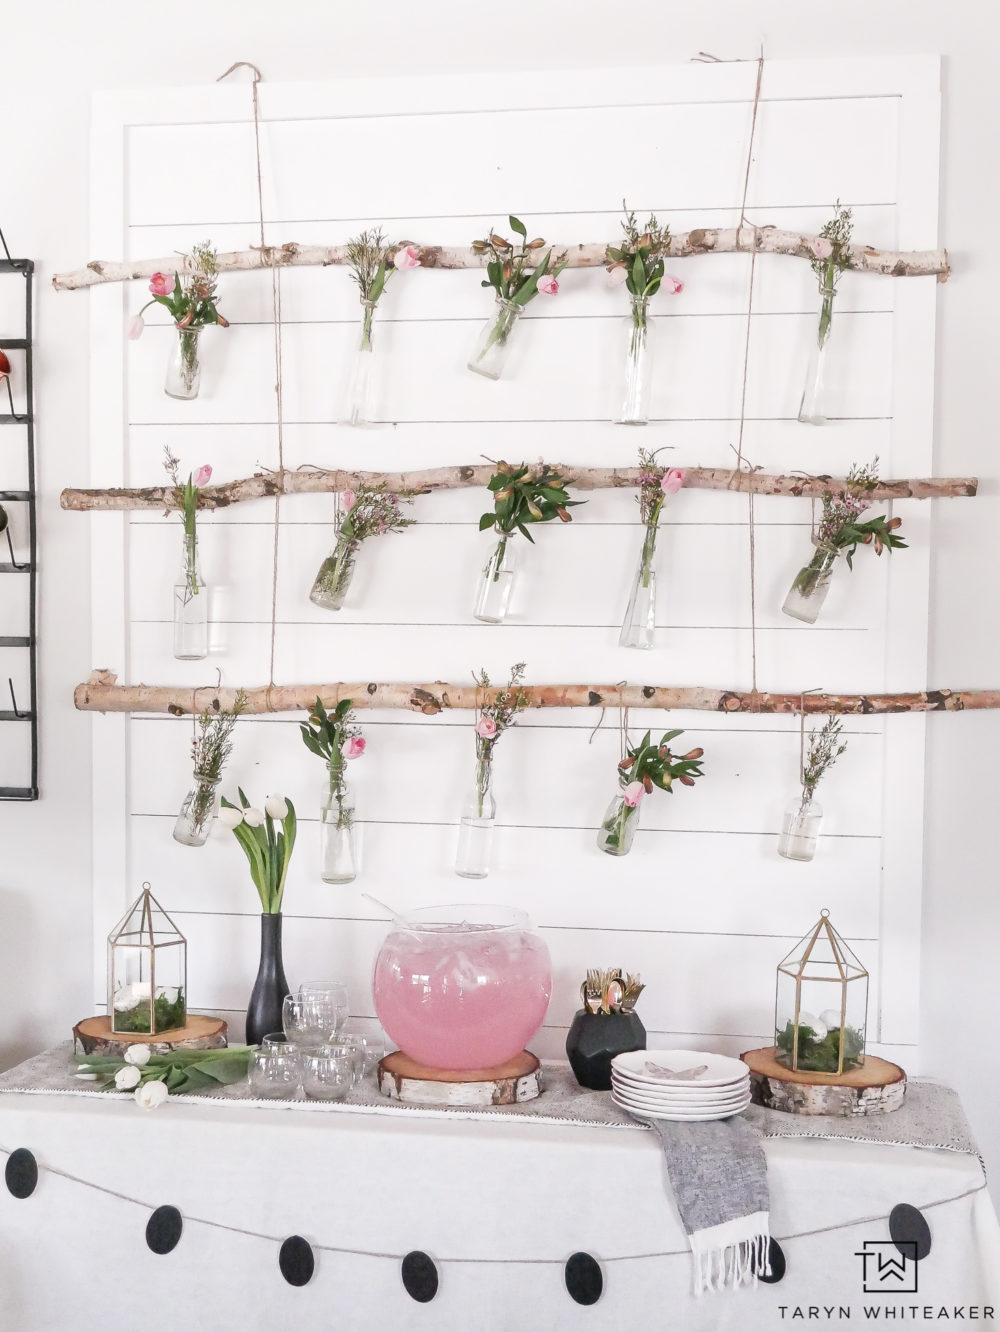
left=248, top=1046, right=301, bottom=1099
left=301, top=1047, right=356, bottom=1101
left=340, top=1025, right=386, bottom=1077
left=282, top=994, right=339, bottom=1048
left=297, top=981, right=349, bottom=1036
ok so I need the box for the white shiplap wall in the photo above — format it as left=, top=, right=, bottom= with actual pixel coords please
left=85, top=59, right=939, bottom=1061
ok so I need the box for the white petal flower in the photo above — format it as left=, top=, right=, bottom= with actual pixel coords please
left=242, top=808, right=265, bottom=828
left=124, top=1044, right=151, bottom=1066
left=264, top=793, right=288, bottom=821
left=114, top=1064, right=142, bottom=1090
left=217, top=806, right=245, bottom=830
left=135, top=1079, right=169, bottom=1110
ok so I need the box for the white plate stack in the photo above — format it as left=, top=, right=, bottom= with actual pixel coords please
left=610, top=1049, right=753, bottom=1122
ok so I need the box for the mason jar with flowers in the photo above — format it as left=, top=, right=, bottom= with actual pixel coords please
left=798, top=204, right=853, bottom=425
left=300, top=697, right=366, bottom=883
left=620, top=452, right=685, bottom=649
left=468, top=216, right=565, bottom=379
left=163, top=447, right=213, bottom=661
left=309, top=485, right=414, bottom=611
left=597, top=729, right=704, bottom=857
left=455, top=663, right=529, bottom=878
left=341, top=229, right=420, bottom=425
left=129, top=242, right=229, bottom=400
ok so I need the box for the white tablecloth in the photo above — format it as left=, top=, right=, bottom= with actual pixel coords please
left=0, top=1090, right=996, bottom=1330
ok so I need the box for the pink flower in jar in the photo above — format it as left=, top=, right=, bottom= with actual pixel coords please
left=537, top=274, right=559, bottom=296
left=661, top=274, right=683, bottom=295
left=809, top=237, right=833, bottom=260
left=341, top=490, right=356, bottom=512
left=623, top=781, right=645, bottom=808
left=661, top=468, right=686, bottom=495
left=127, top=314, right=145, bottom=340
left=149, top=272, right=174, bottom=297
left=192, top=465, right=213, bottom=487
left=606, top=264, right=629, bottom=288
left=393, top=245, right=421, bottom=270
left=476, top=717, right=498, bottom=740
left=344, top=736, right=366, bottom=760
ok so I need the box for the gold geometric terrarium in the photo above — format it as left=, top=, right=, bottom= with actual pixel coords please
left=108, top=883, right=187, bottom=1036
left=774, top=909, right=867, bottom=1075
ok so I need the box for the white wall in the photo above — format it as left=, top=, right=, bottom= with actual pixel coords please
left=0, top=0, right=996, bottom=1178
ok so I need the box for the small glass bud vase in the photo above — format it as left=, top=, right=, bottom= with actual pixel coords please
left=455, top=750, right=496, bottom=879
left=173, top=533, right=208, bottom=661
left=467, top=297, right=523, bottom=380
left=473, top=532, right=517, bottom=624
left=618, top=295, right=656, bottom=425
left=619, top=527, right=658, bottom=649
left=798, top=285, right=834, bottom=425
left=597, top=783, right=641, bottom=857
left=321, top=758, right=358, bottom=884
left=172, top=775, right=221, bottom=847
left=781, top=540, right=841, bottom=625
left=165, top=325, right=203, bottom=400
left=341, top=299, right=378, bottom=426
left=310, top=535, right=358, bottom=612
left=777, top=796, right=823, bottom=862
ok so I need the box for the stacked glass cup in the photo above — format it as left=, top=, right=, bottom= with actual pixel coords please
left=247, top=982, right=386, bottom=1099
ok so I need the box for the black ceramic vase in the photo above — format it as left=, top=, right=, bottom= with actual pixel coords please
left=565, top=1009, right=646, bottom=1090
left=246, top=913, right=290, bottom=1045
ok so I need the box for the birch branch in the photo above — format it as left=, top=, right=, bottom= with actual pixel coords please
left=60, top=466, right=979, bottom=513
left=75, top=671, right=996, bottom=718
left=51, top=227, right=950, bottom=291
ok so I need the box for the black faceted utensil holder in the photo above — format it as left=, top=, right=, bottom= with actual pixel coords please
left=565, top=1009, right=646, bottom=1090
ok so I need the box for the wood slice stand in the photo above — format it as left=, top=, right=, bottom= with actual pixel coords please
left=73, top=1015, right=228, bottom=1057
left=741, top=1047, right=906, bottom=1116
left=377, top=1050, right=541, bottom=1107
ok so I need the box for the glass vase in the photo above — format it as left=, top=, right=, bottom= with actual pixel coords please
left=165, top=325, right=203, bottom=400
left=173, top=532, right=208, bottom=661
left=310, top=534, right=358, bottom=612
left=172, top=775, right=221, bottom=847
left=617, top=295, right=655, bottom=425
left=619, top=526, right=658, bottom=649
left=798, top=285, right=834, bottom=425
left=455, top=750, right=496, bottom=879
left=473, top=532, right=517, bottom=624
left=341, top=300, right=378, bottom=426
left=781, top=540, right=841, bottom=624
left=467, top=297, right=523, bottom=380
left=777, top=796, right=823, bottom=862
left=321, top=757, right=358, bottom=884
left=596, top=785, right=641, bottom=857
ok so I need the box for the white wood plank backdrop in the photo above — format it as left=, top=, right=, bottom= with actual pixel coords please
left=85, top=57, right=940, bottom=1062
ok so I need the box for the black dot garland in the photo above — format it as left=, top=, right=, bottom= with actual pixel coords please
left=4, top=1148, right=38, bottom=1199
left=146, top=1205, right=183, bottom=1255
left=889, top=1203, right=932, bottom=1261
left=279, top=1235, right=315, bottom=1287
left=564, top=1252, right=603, bottom=1305
left=756, top=1237, right=786, bottom=1283
left=401, top=1250, right=439, bottom=1302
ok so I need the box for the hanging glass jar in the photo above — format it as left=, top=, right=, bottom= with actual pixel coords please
left=617, top=295, right=656, bottom=425
left=473, top=530, right=518, bottom=624
left=777, top=796, right=823, bottom=862
left=797, top=281, right=835, bottom=425
left=173, top=532, right=208, bottom=660
left=321, top=755, right=358, bottom=884
left=619, top=525, right=658, bottom=649
left=467, top=297, right=524, bottom=380
left=596, top=781, right=641, bottom=857
left=341, top=299, right=378, bottom=426
left=173, top=774, right=221, bottom=848
left=781, top=539, right=841, bottom=624
left=165, top=325, right=203, bottom=400
left=455, top=745, right=496, bottom=878
left=310, top=534, right=358, bottom=612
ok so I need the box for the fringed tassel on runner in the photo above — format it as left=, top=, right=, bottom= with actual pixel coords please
left=690, top=1214, right=770, bottom=1295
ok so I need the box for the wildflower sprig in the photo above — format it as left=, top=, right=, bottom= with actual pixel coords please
left=635, top=447, right=686, bottom=531
left=132, top=242, right=229, bottom=335
left=340, top=486, right=414, bottom=544
left=480, top=461, right=582, bottom=541
left=801, top=716, right=848, bottom=803
left=606, top=203, right=681, bottom=302
left=808, top=202, right=854, bottom=293
left=815, top=458, right=906, bottom=569
left=472, top=662, right=529, bottom=759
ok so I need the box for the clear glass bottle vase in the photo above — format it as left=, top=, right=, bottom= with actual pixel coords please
left=321, top=758, right=358, bottom=884
left=618, top=296, right=655, bottom=425
left=781, top=540, right=841, bottom=624
left=777, top=795, right=823, bottom=862
left=798, top=286, right=834, bottom=425
left=165, top=325, right=203, bottom=400
left=173, top=775, right=221, bottom=847
left=467, top=297, right=523, bottom=380
left=473, top=532, right=517, bottom=624
left=597, top=784, right=641, bottom=857
left=173, top=532, right=208, bottom=660
left=310, top=535, right=358, bottom=612
left=341, top=300, right=378, bottom=426
left=455, top=750, right=496, bottom=879
left=619, top=527, right=658, bottom=649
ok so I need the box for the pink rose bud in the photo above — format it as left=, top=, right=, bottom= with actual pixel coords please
left=476, top=717, right=498, bottom=739
left=127, top=314, right=145, bottom=341
left=607, top=264, right=629, bottom=288
left=192, top=465, right=212, bottom=487
left=149, top=272, right=174, bottom=297
left=341, top=490, right=356, bottom=511
left=393, top=245, right=421, bottom=270
left=344, top=737, right=366, bottom=760
left=537, top=274, right=559, bottom=296
left=661, top=468, right=686, bottom=495
left=809, top=237, right=833, bottom=260
left=623, top=781, right=645, bottom=808
left=661, top=274, right=683, bottom=295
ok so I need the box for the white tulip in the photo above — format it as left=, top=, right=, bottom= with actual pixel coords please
left=134, top=1079, right=169, bottom=1110
left=217, top=806, right=245, bottom=830
left=114, top=1065, right=141, bottom=1090
left=124, top=1044, right=151, bottom=1067
left=264, top=794, right=289, bottom=821
left=242, top=808, right=265, bottom=828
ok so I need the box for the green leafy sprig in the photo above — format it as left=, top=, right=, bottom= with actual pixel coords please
left=809, top=202, right=854, bottom=293
left=472, top=215, right=566, bottom=306
left=221, top=789, right=297, bottom=914
left=300, top=697, right=360, bottom=765
left=480, top=460, right=583, bottom=541
left=618, top=729, right=705, bottom=795
left=801, top=716, right=848, bottom=803
left=815, top=458, right=907, bottom=569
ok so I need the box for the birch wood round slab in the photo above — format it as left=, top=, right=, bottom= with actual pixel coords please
left=741, top=1046, right=906, bottom=1116
left=377, top=1050, right=541, bottom=1106
left=73, top=1015, right=228, bottom=1056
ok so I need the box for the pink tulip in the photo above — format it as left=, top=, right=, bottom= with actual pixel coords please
left=149, top=272, right=174, bottom=297
left=661, top=274, right=683, bottom=295
left=393, top=245, right=420, bottom=271
left=809, top=237, right=833, bottom=260
left=537, top=274, right=559, bottom=296
left=476, top=717, right=498, bottom=740
left=127, top=314, right=145, bottom=341
left=344, top=736, right=366, bottom=760
left=607, top=265, right=629, bottom=288
left=623, top=781, right=645, bottom=808
left=341, top=490, right=356, bottom=512
left=661, top=468, right=686, bottom=495
left=192, top=465, right=213, bottom=487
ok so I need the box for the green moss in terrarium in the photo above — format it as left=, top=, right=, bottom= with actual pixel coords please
left=113, top=989, right=186, bottom=1034
left=775, top=1019, right=863, bottom=1073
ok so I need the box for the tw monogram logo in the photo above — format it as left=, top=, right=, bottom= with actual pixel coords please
left=855, top=1240, right=919, bottom=1294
